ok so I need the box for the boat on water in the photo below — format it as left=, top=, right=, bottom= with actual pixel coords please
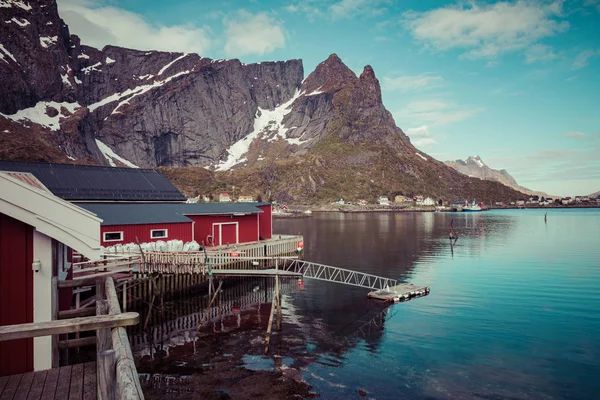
left=463, top=201, right=483, bottom=212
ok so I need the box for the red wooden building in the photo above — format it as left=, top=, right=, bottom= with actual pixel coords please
left=0, top=161, right=274, bottom=248
left=77, top=202, right=273, bottom=247
left=0, top=172, right=101, bottom=376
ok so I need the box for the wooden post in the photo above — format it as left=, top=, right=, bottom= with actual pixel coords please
left=276, top=276, right=282, bottom=331
left=96, top=300, right=111, bottom=352
left=263, top=283, right=278, bottom=354
left=105, top=277, right=145, bottom=400
left=122, top=281, right=127, bottom=312
left=98, top=349, right=116, bottom=400
left=51, top=276, right=59, bottom=368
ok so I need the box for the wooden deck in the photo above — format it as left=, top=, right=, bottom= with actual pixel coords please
left=0, top=362, right=96, bottom=400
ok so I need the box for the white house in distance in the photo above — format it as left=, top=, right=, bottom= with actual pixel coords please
left=0, top=172, right=101, bottom=376
left=219, top=193, right=232, bottom=202
left=423, top=197, right=436, bottom=206
left=237, top=195, right=254, bottom=202
left=378, top=196, right=390, bottom=206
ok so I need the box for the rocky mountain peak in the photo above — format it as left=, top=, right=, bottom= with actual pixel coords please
left=301, top=53, right=357, bottom=94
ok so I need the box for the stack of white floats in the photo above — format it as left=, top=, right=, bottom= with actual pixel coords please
left=102, top=239, right=201, bottom=254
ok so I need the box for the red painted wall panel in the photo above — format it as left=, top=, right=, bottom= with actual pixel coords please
left=187, top=215, right=259, bottom=246
left=100, top=222, right=193, bottom=246
left=0, top=213, right=34, bottom=376
left=258, top=205, right=272, bottom=239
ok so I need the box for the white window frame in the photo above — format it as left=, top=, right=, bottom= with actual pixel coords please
left=151, top=229, right=169, bottom=239
left=103, top=231, right=123, bottom=242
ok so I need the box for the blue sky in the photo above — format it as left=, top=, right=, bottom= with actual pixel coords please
left=57, top=0, right=600, bottom=196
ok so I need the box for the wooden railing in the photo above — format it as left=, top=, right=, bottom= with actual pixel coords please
left=72, top=235, right=304, bottom=277
left=0, top=277, right=144, bottom=400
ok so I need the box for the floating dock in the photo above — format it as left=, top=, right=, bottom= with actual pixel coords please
left=367, top=284, right=430, bottom=303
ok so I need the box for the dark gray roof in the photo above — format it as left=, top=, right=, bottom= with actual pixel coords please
left=77, top=203, right=264, bottom=226
left=0, top=160, right=186, bottom=202
left=181, top=203, right=266, bottom=215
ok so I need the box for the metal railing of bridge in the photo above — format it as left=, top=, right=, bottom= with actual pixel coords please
left=281, top=259, right=398, bottom=290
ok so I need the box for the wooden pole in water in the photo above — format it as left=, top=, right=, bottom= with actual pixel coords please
left=264, top=283, right=278, bottom=354
left=275, top=259, right=282, bottom=331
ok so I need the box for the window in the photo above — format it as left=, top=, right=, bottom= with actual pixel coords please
left=103, top=231, right=123, bottom=242
left=151, top=229, right=168, bottom=239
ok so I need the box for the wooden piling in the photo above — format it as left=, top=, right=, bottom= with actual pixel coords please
left=264, top=282, right=278, bottom=354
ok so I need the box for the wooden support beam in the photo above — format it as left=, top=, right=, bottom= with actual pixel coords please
left=58, top=336, right=97, bottom=349
left=0, top=313, right=139, bottom=342
left=58, top=277, right=99, bottom=289
left=58, top=308, right=96, bottom=320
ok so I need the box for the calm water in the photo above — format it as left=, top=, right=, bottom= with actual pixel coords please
left=270, top=209, right=600, bottom=399
left=136, top=209, right=600, bottom=399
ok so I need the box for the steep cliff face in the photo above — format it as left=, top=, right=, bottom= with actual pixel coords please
left=0, top=0, right=528, bottom=203
left=0, top=0, right=78, bottom=113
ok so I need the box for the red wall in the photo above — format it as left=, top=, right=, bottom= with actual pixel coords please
left=258, top=205, right=272, bottom=240
left=187, top=214, right=259, bottom=246
left=100, top=222, right=193, bottom=246
left=0, top=213, right=34, bottom=376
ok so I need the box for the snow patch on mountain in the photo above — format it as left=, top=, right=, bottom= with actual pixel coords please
left=471, top=156, right=484, bottom=168
left=0, top=0, right=32, bottom=11
left=95, top=139, right=139, bottom=168
left=416, top=152, right=427, bottom=161
left=0, top=101, right=80, bottom=130
left=39, top=36, right=57, bottom=48
left=9, top=17, right=30, bottom=27
left=216, top=90, right=302, bottom=171
left=0, top=43, right=17, bottom=63
left=158, top=53, right=187, bottom=75
left=82, top=62, right=102, bottom=74
left=105, top=56, right=115, bottom=64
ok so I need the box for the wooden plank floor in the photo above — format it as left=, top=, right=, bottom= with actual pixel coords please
left=0, top=363, right=96, bottom=400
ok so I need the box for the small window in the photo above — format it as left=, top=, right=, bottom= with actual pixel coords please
left=103, top=231, right=123, bottom=242
left=151, top=229, right=168, bottom=239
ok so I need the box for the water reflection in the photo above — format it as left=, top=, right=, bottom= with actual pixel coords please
left=133, top=210, right=600, bottom=399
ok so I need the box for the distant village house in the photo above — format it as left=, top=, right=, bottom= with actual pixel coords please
left=219, top=193, right=232, bottom=202
left=378, top=196, right=390, bottom=206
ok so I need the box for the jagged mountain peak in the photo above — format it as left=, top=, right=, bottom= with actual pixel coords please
left=301, top=53, right=357, bottom=94
left=466, top=155, right=485, bottom=167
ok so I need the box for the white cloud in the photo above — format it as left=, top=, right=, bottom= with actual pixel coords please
left=395, top=99, right=484, bottom=126
left=572, top=49, right=600, bottom=69
left=286, top=0, right=387, bottom=20
left=406, top=125, right=436, bottom=148
left=329, top=0, right=388, bottom=19
left=412, top=137, right=436, bottom=148
left=565, top=131, right=586, bottom=138
left=223, top=11, right=285, bottom=57
left=57, top=0, right=212, bottom=53
left=383, top=73, right=443, bottom=92
left=403, top=1, right=569, bottom=60
left=525, top=44, right=558, bottom=63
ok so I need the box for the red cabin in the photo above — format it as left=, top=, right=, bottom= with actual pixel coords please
left=0, top=172, right=101, bottom=376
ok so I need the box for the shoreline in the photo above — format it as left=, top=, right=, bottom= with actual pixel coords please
left=272, top=204, right=600, bottom=216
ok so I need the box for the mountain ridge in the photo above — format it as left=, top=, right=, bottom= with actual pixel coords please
left=0, top=0, right=528, bottom=204
left=444, top=156, right=555, bottom=198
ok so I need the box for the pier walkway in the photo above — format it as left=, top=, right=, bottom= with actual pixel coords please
left=280, top=259, right=398, bottom=290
